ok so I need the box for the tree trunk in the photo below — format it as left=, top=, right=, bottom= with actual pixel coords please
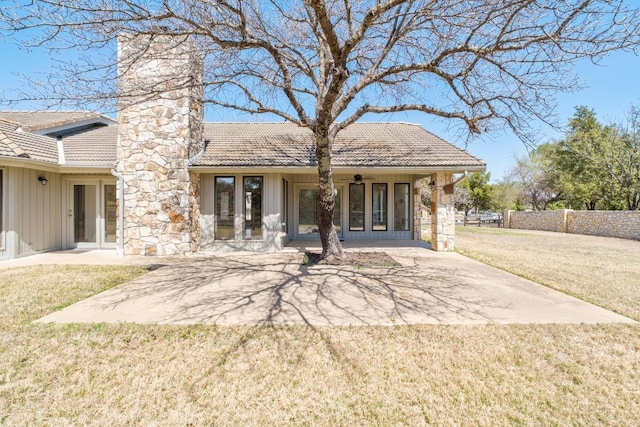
left=315, top=130, right=345, bottom=260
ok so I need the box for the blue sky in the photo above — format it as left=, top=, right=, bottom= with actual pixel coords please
left=1, top=36, right=638, bottom=181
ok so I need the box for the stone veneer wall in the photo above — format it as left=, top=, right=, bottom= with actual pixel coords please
left=567, top=210, right=640, bottom=240
left=430, top=172, right=455, bottom=251
left=117, top=34, right=203, bottom=255
left=506, top=210, right=569, bottom=233
left=413, top=180, right=422, bottom=241
left=505, top=209, right=640, bottom=241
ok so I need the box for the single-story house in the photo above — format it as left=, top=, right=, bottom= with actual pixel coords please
left=0, top=36, right=485, bottom=261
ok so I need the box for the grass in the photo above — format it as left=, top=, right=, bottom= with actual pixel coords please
left=1, top=248, right=639, bottom=425
left=455, top=226, right=640, bottom=321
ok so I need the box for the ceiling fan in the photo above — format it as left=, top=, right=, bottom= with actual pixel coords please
left=337, top=174, right=376, bottom=184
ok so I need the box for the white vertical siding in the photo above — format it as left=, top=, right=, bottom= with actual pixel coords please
left=198, top=172, right=283, bottom=252
left=0, top=166, right=63, bottom=259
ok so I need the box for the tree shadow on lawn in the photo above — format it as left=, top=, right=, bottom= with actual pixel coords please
left=78, top=252, right=507, bottom=326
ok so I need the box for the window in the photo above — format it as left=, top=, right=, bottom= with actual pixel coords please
left=281, top=179, right=288, bottom=234
left=243, top=176, right=263, bottom=240
left=215, top=176, right=235, bottom=240
left=297, top=187, right=342, bottom=236
left=372, top=183, right=387, bottom=231
left=104, top=184, right=117, bottom=243
left=349, top=183, right=365, bottom=231
left=394, top=183, right=410, bottom=231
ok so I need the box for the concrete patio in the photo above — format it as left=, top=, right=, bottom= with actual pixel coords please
left=27, top=242, right=635, bottom=326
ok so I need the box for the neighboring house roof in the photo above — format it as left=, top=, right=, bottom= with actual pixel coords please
left=195, top=122, right=485, bottom=168
left=0, top=111, right=114, bottom=132
left=0, top=111, right=485, bottom=170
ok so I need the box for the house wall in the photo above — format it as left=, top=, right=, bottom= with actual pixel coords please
left=200, top=173, right=283, bottom=252
left=0, top=166, right=63, bottom=260
left=290, top=173, right=415, bottom=240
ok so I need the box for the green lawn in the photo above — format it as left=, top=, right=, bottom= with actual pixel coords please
left=1, top=244, right=639, bottom=425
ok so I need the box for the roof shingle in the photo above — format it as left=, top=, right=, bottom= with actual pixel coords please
left=195, top=122, right=485, bottom=168
left=0, top=120, right=58, bottom=163
left=0, top=112, right=485, bottom=170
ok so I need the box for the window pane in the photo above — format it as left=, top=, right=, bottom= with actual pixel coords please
left=349, top=183, right=365, bottom=231
left=104, top=184, right=117, bottom=243
left=394, top=183, right=410, bottom=231
left=215, top=177, right=235, bottom=240
left=244, top=176, right=263, bottom=240
left=74, top=185, right=97, bottom=243
left=281, top=179, right=288, bottom=234
left=298, top=188, right=342, bottom=235
left=372, top=183, right=387, bottom=231
left=298, top=189, right=318, bottom=235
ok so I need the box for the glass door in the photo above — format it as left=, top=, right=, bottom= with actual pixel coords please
left=102, top=184, right=117, bottom=248
left=72, top=184, right=98, bottom=248
left=69, top=181, right=117, bottom=249
left=296, top=186, right=342, bottom=239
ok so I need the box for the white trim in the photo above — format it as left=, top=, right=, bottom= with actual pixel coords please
left=66, top=178, right=117, bottom=250
left=189, top=165, right=485, bottom=174
left=29, top=117, right=115, bottom=135
left=57, top=137, right=66, bottom=165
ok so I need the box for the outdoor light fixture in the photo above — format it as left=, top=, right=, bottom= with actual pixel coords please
left=427, top=179, right=436, bottom=189
left=353, top=174, right=363, bottom=184
left=38, top=176, right=48, bottom=185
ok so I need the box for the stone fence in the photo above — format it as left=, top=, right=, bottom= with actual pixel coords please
left=504, top=210, right=640, bottom=241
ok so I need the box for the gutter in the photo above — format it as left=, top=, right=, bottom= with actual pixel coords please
left=110, top=168, right=125, bottom=257
left=452, top=170, right=468, bottom=185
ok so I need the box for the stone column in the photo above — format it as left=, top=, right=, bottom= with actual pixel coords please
left=117, top=34, right=204, bottom=256
left=430, top=172, right=456, bottom=251
left=413, top=180, right=423, bottom=241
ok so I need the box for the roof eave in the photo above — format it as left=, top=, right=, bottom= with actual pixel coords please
left=188, top=164, right=486, bottom=174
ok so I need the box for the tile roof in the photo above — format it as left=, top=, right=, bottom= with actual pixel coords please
left=194, top=122, right=485, bottom=168
left=0, top=113, right=485, bottom=170
left=62, top=125, right=117, bottom=166
left=0, top=111, right=114, bottom=132
left=0, top=119, right=59, bottom=163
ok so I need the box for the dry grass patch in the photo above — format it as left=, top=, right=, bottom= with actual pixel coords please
left=1, top=262, right=639, bottom=425
left=0, top=265, right=147, bottom=328
left=456, top=227, right=640, bottom=321
left=2, top=322, right=640, bottom=425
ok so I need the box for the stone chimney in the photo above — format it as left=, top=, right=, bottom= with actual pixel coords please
left=117, top=33, right=204, bottom=255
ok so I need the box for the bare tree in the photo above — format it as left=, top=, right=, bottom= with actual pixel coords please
left=1, top=0, right=639, bottom=258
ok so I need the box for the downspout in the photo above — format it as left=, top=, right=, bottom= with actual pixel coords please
left=442, top=170, right=467, bottom=194
left=452, top=170, right=468, bottom=186
left=111, top=168, right=125, bottom=257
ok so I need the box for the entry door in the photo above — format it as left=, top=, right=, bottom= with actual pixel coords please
left=71, top=184, right=98, bottom=248
left=69, top=182, right=117, bottom=249
left=295, top=186, right=342, bottom=239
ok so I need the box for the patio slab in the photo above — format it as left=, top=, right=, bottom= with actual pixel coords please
left=36, top=244, right=636, bottom=326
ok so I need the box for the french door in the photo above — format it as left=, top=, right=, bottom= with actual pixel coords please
left=68, top=181, right=116, bottom=249
left=295, top=185, right=343, bottom=239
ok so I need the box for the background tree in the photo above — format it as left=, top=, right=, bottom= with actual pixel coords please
left=509, top=148, right=561, bottom=211
left=550, top=107, right=614, bottom=209
left=489, top=178, right=524, bottom=212
left=2, top=0, right=639, bottom=258
left=545, top=106, right=640, bottom=210
left=456, top=172, right=492, bottom=214
left=454, top=184, right=475, bottom=216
